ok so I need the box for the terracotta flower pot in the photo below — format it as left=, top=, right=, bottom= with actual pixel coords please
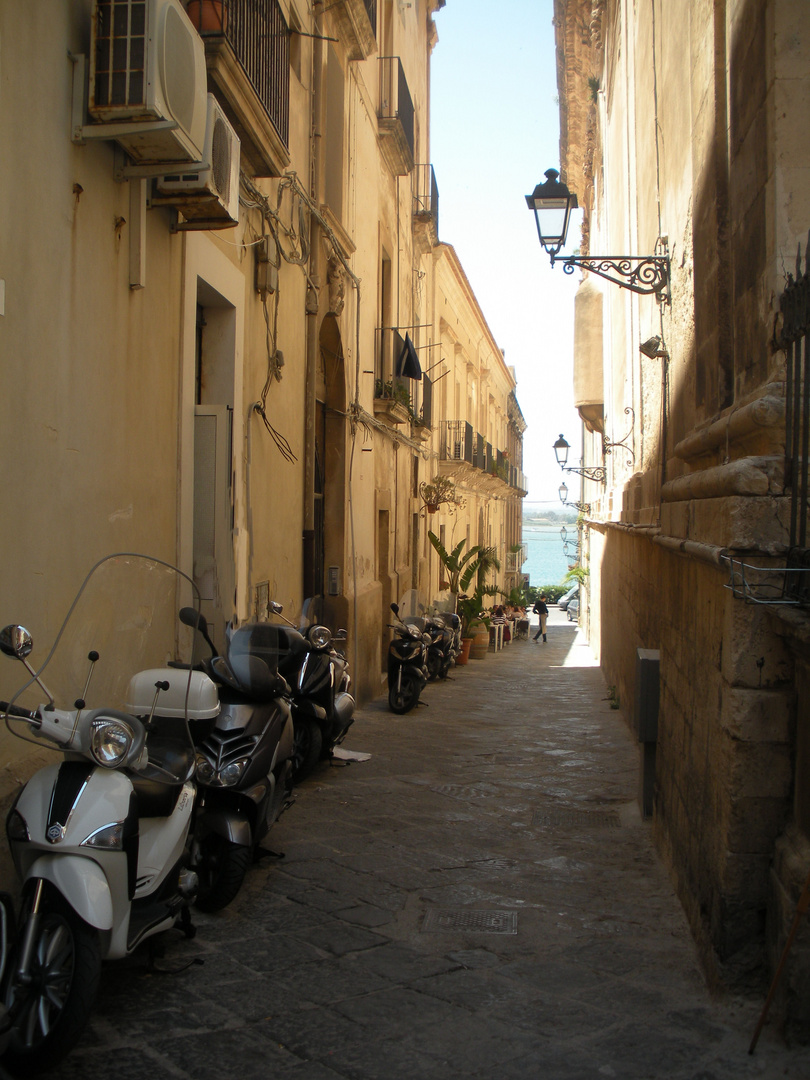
left=456, top=638, right=472, bottom=665
left=186, top=1, right=228, bottom=33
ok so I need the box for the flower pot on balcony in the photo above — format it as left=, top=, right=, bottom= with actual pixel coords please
left=187, top=0, right=228, bottom=33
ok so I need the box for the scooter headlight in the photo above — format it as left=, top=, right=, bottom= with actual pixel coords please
left=90, top=718, right=134, bottom=768
left=195, top=754, right=215, bottom=784
left=308, top=625, right=332, bottom=650
left=219, top=760, right=248, bottom=787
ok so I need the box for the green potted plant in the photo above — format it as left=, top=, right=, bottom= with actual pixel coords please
left=420, top=476, right=464, bottom=515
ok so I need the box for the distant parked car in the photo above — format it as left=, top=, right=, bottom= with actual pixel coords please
left=558, top=583, right=579, bottom=611
left=567, top=598, right=580, bottom=622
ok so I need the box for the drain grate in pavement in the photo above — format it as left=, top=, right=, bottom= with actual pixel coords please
left=422, top=908, right=518, bottom=934
left=532, top=808, right=621, bottom=829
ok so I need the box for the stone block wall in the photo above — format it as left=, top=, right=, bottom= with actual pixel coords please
left=593, top=523, right=796, bottom=991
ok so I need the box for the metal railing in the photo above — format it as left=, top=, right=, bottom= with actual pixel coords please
left=363, top=0, right=377, bottom=34
left=196, top=0, right=290, bottom=150
left=378, top=57, right=414, bottom=161
left=440, top=421, right=473, bottom=464
left=413, top=164, right=439, bottom=237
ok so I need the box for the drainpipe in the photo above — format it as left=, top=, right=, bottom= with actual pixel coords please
left=303, top=1, right=325, bottom=596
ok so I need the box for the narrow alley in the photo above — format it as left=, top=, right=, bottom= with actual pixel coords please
left=46, top=612, right=809, bottom=1080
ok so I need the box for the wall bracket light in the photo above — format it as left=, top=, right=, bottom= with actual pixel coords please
left=526, top=170, right=671, bottom=304
left=558, top=481, right=591, bottom=515
left=553, top=434, right=606, bottom=484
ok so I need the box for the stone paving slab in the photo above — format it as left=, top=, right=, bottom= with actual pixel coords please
left=41, top=612, right=810, bottom=1079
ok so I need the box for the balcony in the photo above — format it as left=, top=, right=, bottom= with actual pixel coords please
left=413, top=164, right=439, bottom=253
left=378, top=57, right=414, bottom=176
left=191, top=0, right=291, bottom=177
left=329, top=0, right=377, bottom=60
left=438, top=421, right=476, bottom=479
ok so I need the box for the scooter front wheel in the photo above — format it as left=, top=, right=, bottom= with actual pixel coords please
left=194, top=835, right=252, bottom=913
left=291, top=716, right=323, bottom=783
left=2, top=886, right=101, bottom=1075
left=388, top=674, right=420, bottom=714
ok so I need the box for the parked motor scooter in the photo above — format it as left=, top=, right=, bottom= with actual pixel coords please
left=387, top=601, right=429, bottom=714
left=422, top=610, right=461, bottom=680
left=176, top=609, right=296, bottom=911
left=0, top=894, right=13, bottom=1079
left=265, top=599, right=355, bottom=781
left=0, top=554, right=208, bottom=1075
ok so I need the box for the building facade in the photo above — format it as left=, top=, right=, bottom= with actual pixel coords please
left=0, top=2, right=526, bottom=834
left=553, top=0, right=810, bottom=1033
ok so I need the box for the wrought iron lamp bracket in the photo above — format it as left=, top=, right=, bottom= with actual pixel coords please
left=602, top=407, right=636, bottom=465
left=562, top=465, right=606, bottom=484
left=552, top=239, right=670, bottom=304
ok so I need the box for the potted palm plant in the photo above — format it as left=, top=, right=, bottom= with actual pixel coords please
left=428, top=532, right=500, bottom=660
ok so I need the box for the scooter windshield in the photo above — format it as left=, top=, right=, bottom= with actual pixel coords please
left=6, top=553, right=202, bottom=720
left=226, top=622, right=287, bottom=697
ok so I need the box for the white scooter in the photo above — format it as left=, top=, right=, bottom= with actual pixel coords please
left=0, top=553, right=217, bottom=1076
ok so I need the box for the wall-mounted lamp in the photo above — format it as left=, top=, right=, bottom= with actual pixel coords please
left=558, top=480, right=591, bottom=515
left=553, top=434, right=606, bottom=484
left=639, top=335, right=669, bottom=359
left=526, top=169, right=670, bottom=303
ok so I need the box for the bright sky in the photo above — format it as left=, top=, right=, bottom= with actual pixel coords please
left=430, top=0, right=583, bottom=509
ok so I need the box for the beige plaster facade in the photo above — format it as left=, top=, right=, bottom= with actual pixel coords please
left=554, top=0, right=810, bottom=1035
left=0, top=0, right=526, bottom=876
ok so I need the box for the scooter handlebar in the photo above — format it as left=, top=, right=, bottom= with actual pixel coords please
left=0, top=700, right=40, bottom=723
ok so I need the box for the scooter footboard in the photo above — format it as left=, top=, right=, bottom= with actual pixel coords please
left=24, top=855, right=114, bottom=930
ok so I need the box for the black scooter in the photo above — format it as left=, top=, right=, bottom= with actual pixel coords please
left=423, top=611, right=461, bottom=680
left=177, top=611, right=296, bottom=912
left=267, top=600, right=356, bottom=782
left=387, top=603, right=429, bottom=714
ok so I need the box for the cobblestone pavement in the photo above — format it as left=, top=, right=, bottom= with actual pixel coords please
left=37, top=612, right=810, bottom=1079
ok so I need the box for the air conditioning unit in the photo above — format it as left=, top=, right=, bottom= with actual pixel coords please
left=89, top=0, right=207, bottom=164
left=154, top=95, right=241, bottom=229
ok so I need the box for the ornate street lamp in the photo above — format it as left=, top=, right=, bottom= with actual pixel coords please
left=526, top=169, right=670, bottom=303
left=553, top=434, right=606, bottom=484
left=558, top=480, right=591, bottom=515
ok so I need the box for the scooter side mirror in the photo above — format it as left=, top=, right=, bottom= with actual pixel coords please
left=179, top=607, right=207, bottom=634
left=268, top=601, right=283, bottom=615
left=0, top=625, right=33, bottom=661
left=390, top=604, right=399, bottom=615
left=336, top=629, right=348, bottom=641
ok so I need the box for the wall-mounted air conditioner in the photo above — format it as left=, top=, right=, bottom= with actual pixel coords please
left=154, top=95, right=241, bottom=229
left=88, top=0, right=207, bottom=164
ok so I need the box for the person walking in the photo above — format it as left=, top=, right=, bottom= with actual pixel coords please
left=532, top=595, right=549, bottom=643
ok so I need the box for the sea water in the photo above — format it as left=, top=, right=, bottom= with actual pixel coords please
left=522, top=523, right=575, bottom=588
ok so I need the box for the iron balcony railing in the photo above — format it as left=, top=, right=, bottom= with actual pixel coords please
left=195, top=0, right=290, bottom=150
left=363, top=0, right=377, bottom=34
left=413, top=164, right=439, bottom=238
left=378, top=57, right=415, bottom=162
left=474, top=432, right=486, bottom=471
left=782, top=239, right=810, bottom=603
left=440, top=421, right=473, bottom=464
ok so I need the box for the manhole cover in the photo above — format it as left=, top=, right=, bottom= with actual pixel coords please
left=532, top=809, right=621, bottom=829
left=422, top=908, right=518, bottom=934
